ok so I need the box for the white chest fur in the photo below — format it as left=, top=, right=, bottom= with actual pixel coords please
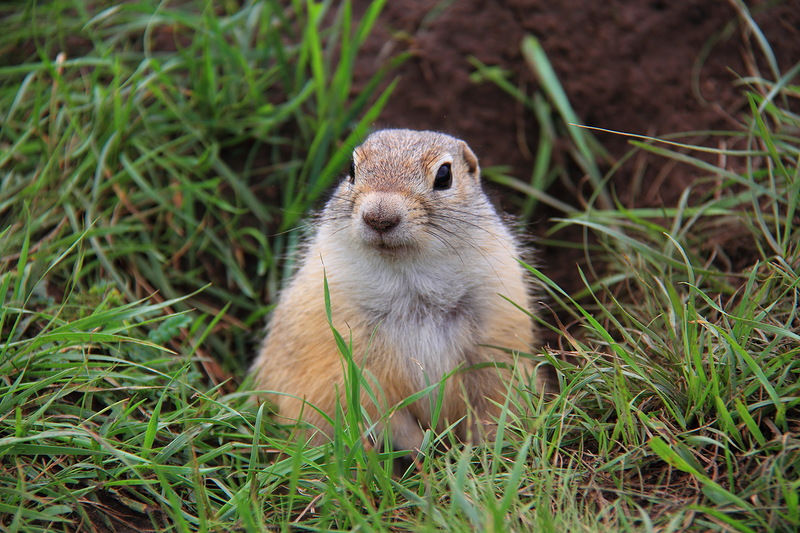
left=323, top=243, right=490, bottom=389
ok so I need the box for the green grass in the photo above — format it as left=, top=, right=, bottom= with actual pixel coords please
left=2, top=0, right=799, bottom=531
left=1, top=0, right=397, bottom=373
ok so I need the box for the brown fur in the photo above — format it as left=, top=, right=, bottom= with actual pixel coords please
left=251, top=129, right=546, bottom=450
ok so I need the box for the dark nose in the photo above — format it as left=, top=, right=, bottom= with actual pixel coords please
left=363, top=209, right=401, bottom=233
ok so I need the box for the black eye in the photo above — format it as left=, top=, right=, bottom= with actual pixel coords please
left=433, top=163, right=452, bottom=190
left=349, top=161, right=356, bottom=183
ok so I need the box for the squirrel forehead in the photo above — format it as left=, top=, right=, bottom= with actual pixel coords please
left=353, top=129, right=464, bottom=170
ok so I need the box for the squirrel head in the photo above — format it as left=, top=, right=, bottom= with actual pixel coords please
left=350, top=129, right=479, bottom=193
left=325, top=129, right=489, bottom=258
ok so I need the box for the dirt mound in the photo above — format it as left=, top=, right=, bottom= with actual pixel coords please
left=353, top=0, right=799, bottom=307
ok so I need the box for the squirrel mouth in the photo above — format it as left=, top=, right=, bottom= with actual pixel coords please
left=363, top=233, right=412, bottom=255
left=372, top=238, right=407, bottom=253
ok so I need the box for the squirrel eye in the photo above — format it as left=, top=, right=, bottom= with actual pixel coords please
left=433, top=163, right=452, bottom=190
left=349, top=161, right=356, bottom=183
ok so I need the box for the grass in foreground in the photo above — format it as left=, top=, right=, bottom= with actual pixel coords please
left=1, top=0, right=799, bottom=531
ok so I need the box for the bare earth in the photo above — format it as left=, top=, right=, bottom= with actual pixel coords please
left=353, top=0, right=800, bottom=303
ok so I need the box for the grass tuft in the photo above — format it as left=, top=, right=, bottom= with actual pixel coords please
left=1, top=0, right=397, bottom=374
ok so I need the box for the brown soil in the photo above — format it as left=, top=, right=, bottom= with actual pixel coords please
left=352, top=0, right=800, bottom=323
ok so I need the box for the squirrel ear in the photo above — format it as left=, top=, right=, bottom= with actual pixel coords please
left=460, top=141, right=479, bottom=179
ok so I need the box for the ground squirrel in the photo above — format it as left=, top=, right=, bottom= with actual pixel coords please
left=251, top=129, right=546, bottom=452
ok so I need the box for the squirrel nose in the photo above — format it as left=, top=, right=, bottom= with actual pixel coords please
left=362, top=209, right=401, bottom=233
